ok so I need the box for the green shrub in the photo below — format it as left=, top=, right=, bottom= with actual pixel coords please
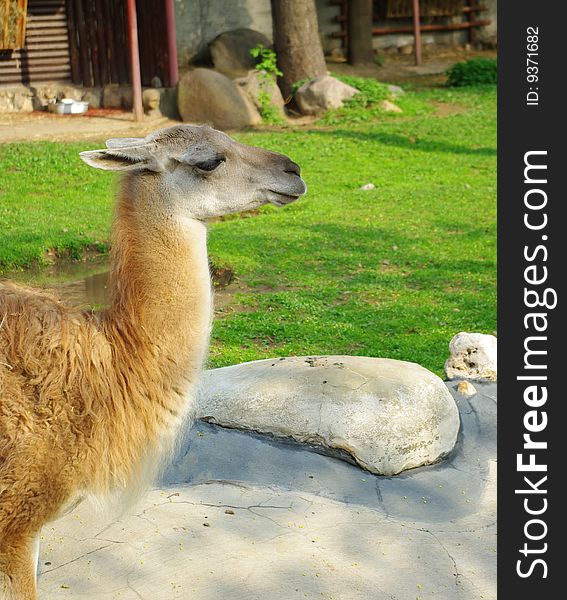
left=446, top=58, right=497, bottom=87
left=250, top=44, right=285, bottom=125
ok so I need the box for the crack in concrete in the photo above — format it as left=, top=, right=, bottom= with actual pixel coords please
left=198, top=479, right=253, bottom=491
left=374, top=479, right=391, bottom=519
left=126, top=569, right=148, bottom=600
left=247, top=507, right=286, bottom=529
left=464, top=398, right=483, bottom=437
left=385, top=515, right=496, bottom=535
left=134, top=495, right=294, bottom=532
left=134, top=513, right=169, bottom=540
left=428, top=531, right=462, bottom=586
left=156, top=499, right=291, bottom=512
left=41, top=543, right=113, bottom=574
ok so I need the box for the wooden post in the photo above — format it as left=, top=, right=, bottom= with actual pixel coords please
left=412, top=0, right=422, bottom=66
left=164, top=0, right=178, bottom=86
left=126, top=0, right=143, bottom=121
left=3, top=0, right=10, bottom=49
left=467, top=0, right=477, bottom=46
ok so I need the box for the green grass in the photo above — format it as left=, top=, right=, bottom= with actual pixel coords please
left=319, top=74, right=435, bottom=126
left=0, top=85, right=496, bottom=376
left=0, top=143, right=113, bottom=267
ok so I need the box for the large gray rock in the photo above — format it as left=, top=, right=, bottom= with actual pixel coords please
left=445, top=332, right=497, bottom=382
left=210, top=28, right=271, bottom=78
left=177, top=68, right=261, bottom=130
left=197, top=355, right=460, bottom=476
left=235, top=69, right=286, bottom=119
left=295, top=75, right=359, bottom=115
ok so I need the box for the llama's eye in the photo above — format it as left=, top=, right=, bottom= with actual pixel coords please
left=195, top=158, right=224, bottom=172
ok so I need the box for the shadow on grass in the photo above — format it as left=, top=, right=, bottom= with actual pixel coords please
left=303, top=129, right=496, bottom=157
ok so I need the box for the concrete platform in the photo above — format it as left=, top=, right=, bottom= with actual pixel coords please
left=37, top=382, right=496, bottom=600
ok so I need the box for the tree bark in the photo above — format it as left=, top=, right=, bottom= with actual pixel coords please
left=270, top=0, right=327, bottom=99
left=348, top=0, right=375, bottom=65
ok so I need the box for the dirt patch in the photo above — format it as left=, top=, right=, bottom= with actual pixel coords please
left=329, top=48, right=496, bottom=87
left=214, top=281, right=300, bottom=320
left=431, top=101, right=467, bottom=117
left=2, top=257, right=299, bottom=323
left=3, top=258, right=236, bottom=308
left=0, top=110, right=179, bottom=144
left=210, top=264, right=235, bottom=288
left=42, top=244, right=109, bottom=267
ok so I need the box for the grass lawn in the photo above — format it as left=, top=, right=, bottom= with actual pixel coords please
left=0, top=85, right=496, bottom=376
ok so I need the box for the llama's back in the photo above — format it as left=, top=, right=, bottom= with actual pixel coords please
left=0, top=282, right=88, bottom=423
left=1, top=282, right=71, bottom=435
left=1, top=280, right=191, bottom=521
left=0, top=282, right=117, bottom=464
left=0, top=282, right=94, bottom=532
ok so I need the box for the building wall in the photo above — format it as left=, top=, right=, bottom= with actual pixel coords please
left=174, top=0, right=273, bottom=66
left=314, top=0, right=341, bottom=53
left=476, top=0, right=497, bottom=46
left=173, top=0, right=497, bottom=67
left=0, top=0, right=71, bottom=86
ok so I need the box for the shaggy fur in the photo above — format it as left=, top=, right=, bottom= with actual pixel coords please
left=0, top=179, right=212, bottom=599
left=0, top=124, right=305, bottom=599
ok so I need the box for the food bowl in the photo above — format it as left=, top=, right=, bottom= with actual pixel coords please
left=48, top=99, right=89, bottom=115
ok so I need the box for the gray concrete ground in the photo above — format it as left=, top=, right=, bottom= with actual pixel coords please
left=37, top=382, right=496, bottom=600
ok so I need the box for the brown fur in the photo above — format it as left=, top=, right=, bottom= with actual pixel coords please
left=0, top=176, right=212, bottom=599
left=0, top=124, right=305, bottom=599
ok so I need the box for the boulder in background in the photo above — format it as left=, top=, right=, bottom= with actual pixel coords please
left=210, top=28, right=271, bottom=78
left=295, top=75, right=358, bottom=115
left=177, top=68, right=261, bottom=130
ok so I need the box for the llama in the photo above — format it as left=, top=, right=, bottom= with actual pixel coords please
left=0, top=124, right=306, bottom=599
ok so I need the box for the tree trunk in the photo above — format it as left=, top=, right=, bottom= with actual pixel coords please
left=348, top=0, right=375, bottom=65
left=270, top=0, right=327, bottom=99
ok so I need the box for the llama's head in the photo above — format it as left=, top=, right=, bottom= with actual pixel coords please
left=80, top=125, right=307, bottom=219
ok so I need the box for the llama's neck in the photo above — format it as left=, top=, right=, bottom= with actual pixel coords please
left=104, top=176, right=212, bottom=385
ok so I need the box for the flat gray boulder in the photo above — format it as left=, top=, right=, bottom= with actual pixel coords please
left=210, top=28, right=271, bottom=78
left=177, top=68, right=261, bottom=130
left=295, top=75, right=358, bottom=115
left=445, top=332, right=497, bottom=382
left=197, top=355, right=460, bottom=476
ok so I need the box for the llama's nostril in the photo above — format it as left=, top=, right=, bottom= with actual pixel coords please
left=284, top=161, right=301, bottom=177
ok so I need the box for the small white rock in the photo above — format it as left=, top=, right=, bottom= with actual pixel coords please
left=387, top=84, right=405, bottom=98
left=445, top=332, right=497, bottom=382
left=359, top=183, right=376, bottom=190
left=380, top=100, right=402, bottom=113
left=456, top=380, right=477, bottom=396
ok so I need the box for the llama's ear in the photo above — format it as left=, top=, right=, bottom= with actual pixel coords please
left=105, top=137, right=144, bottom=149
left=79, top=146, right=164, bottom=172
